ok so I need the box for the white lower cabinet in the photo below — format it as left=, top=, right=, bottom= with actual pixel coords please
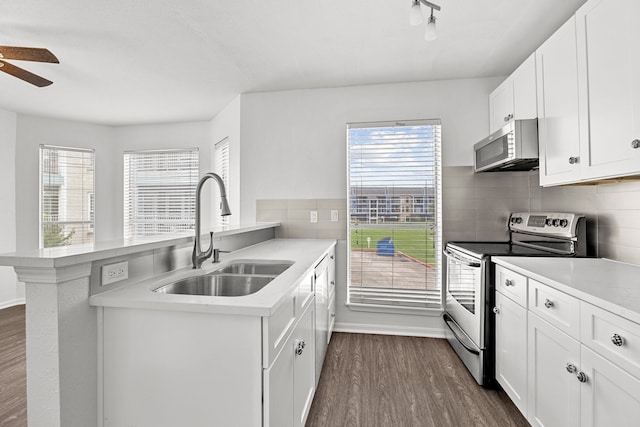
left=495, top=265, right=640, bottom=427
left=580, top=346, right=640, bottom=427
left=495, top=291, right=528, bottom=417
left=264, top=302, right=315, bottom=427
left=527, top=312, right=581, bottom=427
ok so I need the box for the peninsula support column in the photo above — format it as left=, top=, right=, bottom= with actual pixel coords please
left=15, top=262, right=96, bottom=427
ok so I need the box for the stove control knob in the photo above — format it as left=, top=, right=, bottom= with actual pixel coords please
left=552, top=218, right=560, bottom=227
left=545, top=218, right=553, bottom=227
left=559, top=219, right=568, bottom=228
left=514, top=217, right=523, bottom=224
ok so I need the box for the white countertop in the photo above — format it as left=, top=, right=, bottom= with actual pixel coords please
left=90, top=238, right=336, bottom=317
left=0, top=223, right=279, bottom=269
left=493, top=257, right=640, bottom=324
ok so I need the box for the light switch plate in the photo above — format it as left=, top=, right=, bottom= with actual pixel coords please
left=331, top=210, right=339, bottom=221
left=310, top=210, right=318, bottom=223
left=102, top=261, right=129, bottom=285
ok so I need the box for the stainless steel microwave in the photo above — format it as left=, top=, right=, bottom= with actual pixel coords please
left=473, top=119, right=539, bottom=172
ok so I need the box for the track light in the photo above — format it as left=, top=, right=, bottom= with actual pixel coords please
left=410, top=0, right=440, bottom=41
left=410, top=0, right=423, bottom=26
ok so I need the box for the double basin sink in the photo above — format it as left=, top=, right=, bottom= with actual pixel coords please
left=154, top=260, right=293, bottom=297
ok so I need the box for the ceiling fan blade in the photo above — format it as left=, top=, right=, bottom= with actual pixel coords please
left=0, top=60, right=53, bottom=87
left=0, top=46, right=59, bottom=63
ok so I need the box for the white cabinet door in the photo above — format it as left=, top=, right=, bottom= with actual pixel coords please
left=495, top=291, right=528, bottom=418
left=576, top=0, right=640, bottom=180
left=536, top=16, right=582, bottom=186
left=580, top=346, right=640, bottom=427
left=490, top=79, right=514, bottom=134
left=294, top=303, right=316, bottom=427
left=327, top=247, right=336, bottom=343
left=528, top=312, right=581, bottom=427
left=512, top=53, right=537, bottom=122
left=264, top=332, right=295, bottom=427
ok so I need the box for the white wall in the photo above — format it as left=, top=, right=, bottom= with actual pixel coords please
left=238, top=77, right=501, bottom=334
left=0, top=109, right=21, bottom=308
left=239, top=77, right=500, bottom=224
left=15, top=115, right=117, bottom=250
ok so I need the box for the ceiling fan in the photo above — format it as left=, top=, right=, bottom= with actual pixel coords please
left=0, top=45, right=59, bottom=87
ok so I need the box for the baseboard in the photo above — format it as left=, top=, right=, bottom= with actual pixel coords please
left=0, top=298, right=26, bottom=310
left=334, top=322, right=446, bottom=339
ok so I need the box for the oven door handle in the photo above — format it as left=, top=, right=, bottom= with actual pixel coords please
left=443, top=248, right=481, bottom=268
left=442, top=312, right=480, bottom=355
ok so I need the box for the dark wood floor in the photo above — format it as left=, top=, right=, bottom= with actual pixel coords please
left=0, top=305, right=26, bottom=427
left=0, top=308, right=527, bottom=427
left=306, top=333, right=528, bottom=427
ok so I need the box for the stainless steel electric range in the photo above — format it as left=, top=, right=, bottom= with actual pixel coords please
left=442, top=212, right=588, bottom=387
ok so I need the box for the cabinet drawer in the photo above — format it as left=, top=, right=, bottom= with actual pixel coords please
left=581, top=301, right=640, bottom=379
left=495, top=265, right=528, bottom=307
left=529, top=280, right=580, bottom=339
left=263, top=289, right=297, bottom=368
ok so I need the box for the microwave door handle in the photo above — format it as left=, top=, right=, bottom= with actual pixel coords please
left=443, top=248, right=481, bottom=268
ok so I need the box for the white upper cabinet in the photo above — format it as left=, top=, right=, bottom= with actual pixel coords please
left=489, top=53, right=537, bottom=134
left=576, top=0, right=640, bottom=180
left=536, top=17, right=582, bottom=186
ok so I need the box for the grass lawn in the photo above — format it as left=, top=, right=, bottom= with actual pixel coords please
left=350, top=226, right=436, bottom=265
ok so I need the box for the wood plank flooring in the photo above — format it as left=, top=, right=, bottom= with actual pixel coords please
left=306, top=333, right=528, bottom=427
left=0, top=305, right=26, bottom=427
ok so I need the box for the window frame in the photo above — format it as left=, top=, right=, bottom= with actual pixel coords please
left=346, top=119, right=443, bottom=315
left=39, top=145, right=96, bottom=249
left=123, top=148, right=200, bottom=240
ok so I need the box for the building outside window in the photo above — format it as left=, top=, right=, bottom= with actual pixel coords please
left=123, top=149, right=199, bottom=239
left=40, top=145, right=95, bottom=248
left=347, top=120, right=442, bottom=311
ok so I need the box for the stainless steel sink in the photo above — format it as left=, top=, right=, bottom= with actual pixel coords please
left=215, top=261, right=293, bottom=276
left=154, top=274, right=273, bottom=297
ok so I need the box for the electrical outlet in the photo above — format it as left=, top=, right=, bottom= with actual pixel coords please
left=310, top=210, right=318, bottom=223
left=331, top=210, right=339, bottom=222
left=102, top=261, right=129, bottom=285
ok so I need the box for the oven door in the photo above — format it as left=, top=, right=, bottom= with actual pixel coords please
left=443, top=247, right=484, bottom=348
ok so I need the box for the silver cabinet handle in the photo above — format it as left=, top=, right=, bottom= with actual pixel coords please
left=568, top=156, right=579, bottom=164
left=505, top=279, right=515, bottom=287
left=295, top=340, right=306, bottom=356
left=632, top=139, right=640, bottom=149
left=504, top=114, right=514, bottom=122
left=544, top=298, right=554, bottom=308
left=493, top=307, right=500, bottom=314
left=611, top=333, right=625, bottom=347
left=576, top=371, right=588, bottom=383
left=566, top=363, right=577, bottom=374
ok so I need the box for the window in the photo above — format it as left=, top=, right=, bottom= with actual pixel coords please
left=40, top=145, right=95, bottom=248
left=214, top=138, right=230, bottom=226
left=123, top=149, right=199, bottom=239
left=347, top=120, right=442, bottom=311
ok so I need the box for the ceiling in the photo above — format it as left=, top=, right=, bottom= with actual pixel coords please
left=0, top=0, right=587, bottom=126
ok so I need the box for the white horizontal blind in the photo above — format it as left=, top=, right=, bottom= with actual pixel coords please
left=347, top=120, right=442, bottom=309
left=40, top=145, right=95, bottom=248
left=214, top=138, right=230, bottom=226
left=124, top=149, right=199, bottom=239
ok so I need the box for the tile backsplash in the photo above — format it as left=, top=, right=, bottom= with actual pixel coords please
left=257, top=168, right=640, bottom=266
left=256, top=199, right=347, bottom=240
left=444, top=166, right=640, bottom=266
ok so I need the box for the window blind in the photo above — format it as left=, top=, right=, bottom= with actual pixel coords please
left=40, top=145, right=95, bottom=248
left=214, top=138, right=230, bottom=226
left=347, top=120, right=442, bottom=310
left=123, top=149, right=199, bottom=239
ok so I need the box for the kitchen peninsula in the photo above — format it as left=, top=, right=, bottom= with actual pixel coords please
left=0, top=223, right=335, bottom=427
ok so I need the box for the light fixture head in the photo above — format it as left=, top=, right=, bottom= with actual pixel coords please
left=410, top=0, right=423, bottom=26
left=424, top=11, right=437, bottom=41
